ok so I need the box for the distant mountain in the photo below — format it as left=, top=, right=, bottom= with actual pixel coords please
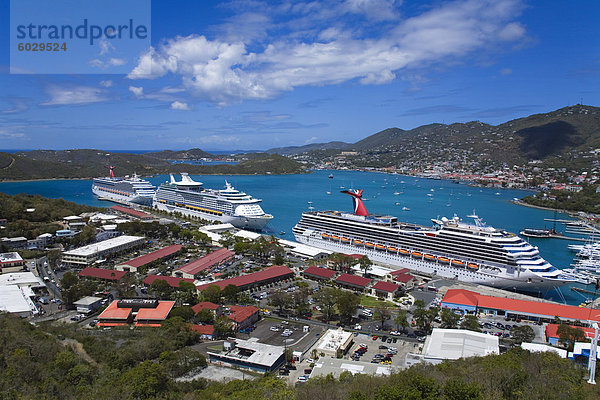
left=267, top=105, right=600, bottom=168
left=266, top=141, right=350, bottom=155
left=0, top=150, right=305, bottom=180
left=145, top=148, right=214, bottom=160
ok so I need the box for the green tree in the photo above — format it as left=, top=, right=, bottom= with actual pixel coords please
left=120, top=361, right=169, bottom=399
left=150, top=279, right=174, bottom=299
left=222, top=284, right=239, bottom=303
left=440, top=308, right=460, bottom=329
left=269, top=289, right=291, bottom=315
left=557, top=324, right=586, bottom=351
left=443, top=379, right=482, bottom=400
left=313, top=287, right=339, bottom=322
left=413, top=302, right=438, bottom=333
left=373, top=303, right=392, bottom=330
left=394, top=309, right=409, bottom=333
left=195, top=308, right=214, bottom=324
left=202, top=285, right=222, bottom=304
left=169, top=306, right=195, bottom=322
left=213, top=316, right=234, bottom=339
left=337, top=291, right=360, bottom=324
left=177, top=280, right=199, bottom=305
left=460, top=314, right=481, bottom=332
left=511, top=325, right=535, bottom=344
left=359, top=255, right=373, bottom=276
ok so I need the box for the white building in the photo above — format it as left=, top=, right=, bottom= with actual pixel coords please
left=405, top=328, right=499, bottom=367
left=314, top=328, right=354, bottom=358
left=0, top=272, right=46, bottom=317
left=61, top=235, right=145, bottom=267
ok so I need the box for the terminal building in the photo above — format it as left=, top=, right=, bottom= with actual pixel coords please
left=207, top=338, right=285, bottom=373
left=61, top=235, right=145, bottom=267
left=441, top=289, right=600, bottom=325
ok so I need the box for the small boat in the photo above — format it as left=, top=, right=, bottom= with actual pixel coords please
left=375, top=244, right=386, bottom=250
left=424, top=254, right=436, bottom=261
left=328, top=174, right=333, bottom=179
left=402, top=207, right=410, bottom=211
left=321, top=233, right=330, bottom=239
left=353, top=239, right=364, bottom=245
left=279, top=231, right=285, bottom=235
left=341, top=237, right=351, bottom=242
left=331, top=235, right=340, bottom=240
left=365, top=242, right=375, bottom=248
left=467, top=263, right=479, bottom=270
left=395, top=202, right=401, bottom=205
left=451, top=259, right=465, bottom=267
left=411, top=251, right=422, bottom=258
left=393, top=192, right=400, bottom=195
left=326, top=191, right=332, bottom=195
left=398, top=249, right=409, bottom=255
left=438, top=257, right=450, bottom=263
left=520, top=228, right=553, bottom=238
left=387, top=246, right=397, bottom=252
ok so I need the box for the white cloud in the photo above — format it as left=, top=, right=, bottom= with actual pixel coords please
left=99, top=80, right=113, bottom=87
left=129, top=0, right=527, bottom=105
left=99, top=39, right=115, bottom=56
left=129, top=86, right=144, bottom=97
left=0, top=128, right=26, bottom=139
left=170, top=101, right=191, bottom=110
left=41, top=85, right=109, bottom=106
left=89, top=57, right=127, bottom=69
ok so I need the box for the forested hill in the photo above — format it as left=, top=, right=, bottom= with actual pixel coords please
left=0, top=312, right=598, bottom=399
left=267, top=104, right=600, bottom=166
left=0, top=150, right=305, bottom=180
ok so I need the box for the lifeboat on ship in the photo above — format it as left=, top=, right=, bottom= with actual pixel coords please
left=411, top=251, right=423, bottom=258
left=398, top=249, right=409, bottom=256
left=375, top=244, right=386, bottom=250
left=321, top=233, right=330, bottom=239
left=365, top=242, right=375, bottom=248
left=451, top=259, right=465, bottom=267
left=467, top=263, right=479, bottom=270
left=331, top=235, right=340, bottom=240
left=341, top=237, right=350, bottom=243
left=353, top=239, right=364, bottom=245
left=387, top=246, right=397, bottom=252
left=423, top=254, right=436, bottom=261
left=438, top=257, right=450, bottom=263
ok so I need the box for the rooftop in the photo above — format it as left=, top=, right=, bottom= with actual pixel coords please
left=190, top=324, right=215, bottom=335
left=98, top=300, right=133, bottom=320
left=176, top=248, right=234, bottom=276
left=393, top=273, right=416, bottom=284
left=310, top=358, right=393, bottom=379
left=423, top=328, right=499, bottom=360
left=192, top=302, right=220, bottom=314
left=118, top=245, right=182, bottom=269
left=135, top=300, right=175, bottom=322
left=73, top=296, right=103, bottom=306
left=335, top=273, right=372, bottom=288
left=228, top=305, right=259, bottom=323
left=144, top=274, right=194, bottom=288
left=0, top=252, right=23, bottom=265
left=79, top=267, right=127, bottom=281
left=208, top=338, right=284, bottom=367
left=63, top=235, right=145, bottom=257
left=316, top=328, right=353, bottom=352
left=197, top=265, right=294, bottom=291
left=303, top=266, right=336, bottom=279
left=372, top=280, right=400, bottom=293
left=110, top=205, right=153, bottom=219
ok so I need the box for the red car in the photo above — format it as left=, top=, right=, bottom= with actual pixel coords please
left=372, top=335, right=378, bottom=340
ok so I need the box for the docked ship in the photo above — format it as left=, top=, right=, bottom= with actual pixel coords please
left=153, top=173, right=273, bottom=230
left=92, top=167, right=156, bottom=206
left=293, top=189, right=576, bottom=290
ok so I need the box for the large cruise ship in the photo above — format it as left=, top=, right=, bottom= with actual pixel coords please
left=92, top=167, right=156, bottom=206
left=153, top=173, right=273, bottom=230
left=293, top=189, right=576, bottom=290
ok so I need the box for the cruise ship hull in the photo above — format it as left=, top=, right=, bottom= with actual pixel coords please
left=154, top=202, right=272, bottom=230
left=92, top=185, right=153, bottom=206
left=294, top=232, right=568, bottom=291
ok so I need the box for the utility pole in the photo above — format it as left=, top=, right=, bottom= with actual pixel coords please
left=588, top=322, right=598, bottom=385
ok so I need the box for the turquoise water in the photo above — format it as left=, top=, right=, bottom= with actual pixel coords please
left=0, top=170, right=591, bottom=304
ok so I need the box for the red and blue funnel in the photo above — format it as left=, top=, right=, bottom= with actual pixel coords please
left=341, top=189, right=369, bottom=216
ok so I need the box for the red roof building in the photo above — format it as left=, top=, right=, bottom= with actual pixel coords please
left=78, top=267, right=127, bottom=281
left=442, top=289, right=600, bottom=325
left=335, top=273, right=372, bottom=290
left=389, top=268, right=410, bottom=276
left=227, top=305, right=260, bottom=330
left=192, top=301, right=221, bottom=315
left=174, top=248, right=234, bottom=279
left=372, top=280, right=400, bottom=293
left=545, top=323, right=595, bottom=345
left=303, top=266, right=336, bottom=280
left=143, top=274, right=194, bottom=288
left=116, top=245, right=182, bottom=272
left=190, top=324, right=215, bottom=339
left=110, top=205, right=154, bottom=220
left=197, top=265, right=294, bottom=292
left=97, top=299, right=175, bottom=327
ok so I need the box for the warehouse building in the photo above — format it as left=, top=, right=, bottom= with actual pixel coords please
left=207, top=338, right=285, bottom=373
left=62, top=235, right=145, bottom=267
left=196, top=265, right=294, bottom=292
left=173, top=248, right=234, bottom=279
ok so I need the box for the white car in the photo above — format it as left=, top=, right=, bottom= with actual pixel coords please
left=297, top=375, right=308, bottom=382
left=270, top=326, right=279, bottom=332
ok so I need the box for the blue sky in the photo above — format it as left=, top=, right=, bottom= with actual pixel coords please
left=0, top=0, right=599, bottom=151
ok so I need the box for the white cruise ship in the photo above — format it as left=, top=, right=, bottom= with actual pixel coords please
left=92, top=167, right=156, bottom=206
left=153, top=173, right=273, bottom=230
left=292, top=189, right=575, bottom=291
